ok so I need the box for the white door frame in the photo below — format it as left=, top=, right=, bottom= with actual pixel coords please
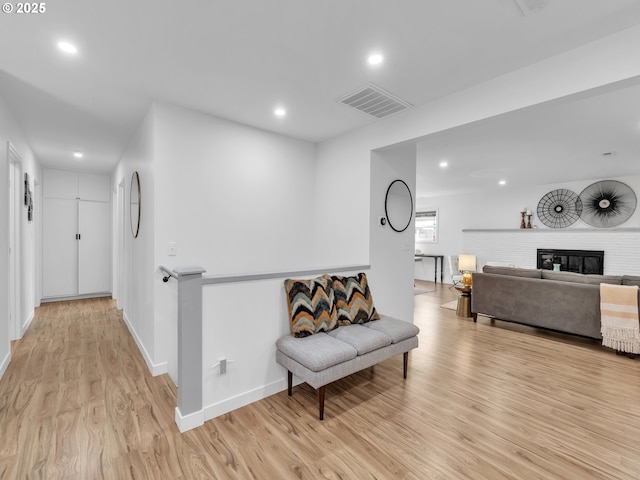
left=117, top=178, right=125, bottom=309
left=7, top=142, right=21, bottom=341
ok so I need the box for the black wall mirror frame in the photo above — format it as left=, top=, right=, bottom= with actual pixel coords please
left=130, top=171, right=141, bottom=238
left=384, top=179, right=414, bottom=233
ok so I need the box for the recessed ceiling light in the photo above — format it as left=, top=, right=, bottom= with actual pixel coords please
left=73, top=151, right=83, bottom=158
left=499, top=180, right=507, bottom=186
left=274, top=107, right=286, bottom=117
left=368, top=53, right=384, bottom=66
left=439, top=161, right=448, bottom=168
left=57, top=41, right=78, bottom=54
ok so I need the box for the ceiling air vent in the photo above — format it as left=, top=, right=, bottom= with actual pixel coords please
left=514, top=0, right=548, bottom=16
left=337, top=83, right=412, bottom=119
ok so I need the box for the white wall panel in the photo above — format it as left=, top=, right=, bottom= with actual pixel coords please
left=79, top=173, right=110, bottom=202
left=43, top=169, right=77, bottom=199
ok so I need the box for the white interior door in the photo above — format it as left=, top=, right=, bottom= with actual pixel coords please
left=78, top=200, right=111, bottom=295
left=42, top=198, right=78, bottom=297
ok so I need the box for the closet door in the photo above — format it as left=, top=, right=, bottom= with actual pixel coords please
left=78, top=201, right=111, bottom=295
left=42, top=199, right=78, bottom=297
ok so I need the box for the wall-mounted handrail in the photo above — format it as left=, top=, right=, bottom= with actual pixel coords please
left=201, top=264, right=370, bottom=285
left=159, top=265, right=178, bottom=282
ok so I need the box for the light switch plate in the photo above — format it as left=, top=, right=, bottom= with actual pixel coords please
left=168, top=242, right=177, bottom=256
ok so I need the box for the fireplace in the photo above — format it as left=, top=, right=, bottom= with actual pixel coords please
left=536, top=249, right=604, bottom=275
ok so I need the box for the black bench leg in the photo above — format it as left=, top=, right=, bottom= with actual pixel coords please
left=318, top=386, right=326, bottom=420
left=287, top=371, right=292, bottom=396
left=472, top=312, right=477, bottom=322
left=403, top=352, right=408, bottom=379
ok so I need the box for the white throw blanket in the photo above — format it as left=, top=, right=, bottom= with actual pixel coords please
left=600, top=283, right=640, bottom=354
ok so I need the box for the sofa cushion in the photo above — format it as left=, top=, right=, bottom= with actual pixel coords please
left=328, top=324, right=392, bottom=355
left=276, top=333, right=357, bottom=372
left=329, top=273, right=381, bottom=325
left=284, top=276, right=338, bottom=337
left=482, top=266, right=542, bottom=278
left=541, top=270, right=622, bottom=285
left=622, top=275, right=640, bottom=287
left=364, top=316, right=420, bottom=343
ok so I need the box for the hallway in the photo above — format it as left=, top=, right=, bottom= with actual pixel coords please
left=0, top=298, right=179, bottom=478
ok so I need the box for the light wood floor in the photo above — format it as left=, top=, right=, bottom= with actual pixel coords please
left=1, top=285, right=639, bottom=479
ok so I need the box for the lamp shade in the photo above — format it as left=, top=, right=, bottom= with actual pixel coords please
left=458, top=254, right=477, bottom=272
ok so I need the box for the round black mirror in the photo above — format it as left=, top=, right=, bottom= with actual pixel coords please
left=130, top=171, right=141, bottom=238
left=384, top=179, right=413, bottom=232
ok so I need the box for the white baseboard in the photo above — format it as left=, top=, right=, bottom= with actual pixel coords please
left=203, top=378, right=288, bottom=422
left=122, top=312, right=168, bottom=376
left=175, top=407, right=205, bottom=433
left=0, top=349, right=10, bottom=380
left=20, top=310, right=34, bottom=337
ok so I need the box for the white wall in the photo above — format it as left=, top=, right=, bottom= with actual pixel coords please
left=0, top=94, right=40, bottom=379
left=114, top=100, right=319, bottom=389
left=465, top=175, right=640, bottom=231
left=369, top=145, right=417, bottom=321
left=19, top=143, right=38, bottom=337
left=112, top=106, right=159, bottom=374
left=152, top=101, right=318, bottom=274
left=152, top=101, right=318, bottom=387
left=419, top=175, right=640, bottom=280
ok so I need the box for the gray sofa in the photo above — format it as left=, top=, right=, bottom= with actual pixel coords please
left=471, top=265, right=640, bottom=339
left=276, top=315, right=419, bottom=420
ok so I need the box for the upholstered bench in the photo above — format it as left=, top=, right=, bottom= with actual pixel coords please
left=276, top=273, right=419, bottom=420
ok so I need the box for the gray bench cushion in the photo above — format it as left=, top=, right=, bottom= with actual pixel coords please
left=328, top=324, right=392, bottom=355
left=276, top=333, right=357, bottom=372
left=364, top=316, right=420, bottom=343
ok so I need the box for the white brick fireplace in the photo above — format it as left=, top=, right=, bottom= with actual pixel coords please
left=463, top=228, right=640, bottom=276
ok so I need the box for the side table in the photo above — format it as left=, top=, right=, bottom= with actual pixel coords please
left=454, top=285, right=472, bottom=318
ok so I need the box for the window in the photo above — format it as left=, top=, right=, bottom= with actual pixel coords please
left=415, top=210, right=438, bottom=243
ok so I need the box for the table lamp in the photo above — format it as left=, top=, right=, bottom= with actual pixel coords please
left=458, top=254, right=477, bottom=287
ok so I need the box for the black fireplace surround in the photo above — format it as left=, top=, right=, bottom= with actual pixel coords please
left=536, top=249, right=604, bottom=275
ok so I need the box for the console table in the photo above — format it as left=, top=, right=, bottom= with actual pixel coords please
left=415, top=254, right=444, bottom=283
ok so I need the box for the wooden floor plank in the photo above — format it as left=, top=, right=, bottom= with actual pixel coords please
left=0, top=288, right=639, bottom=479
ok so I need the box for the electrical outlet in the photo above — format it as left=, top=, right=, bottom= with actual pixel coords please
left=219, top=358, right=226, bottom=374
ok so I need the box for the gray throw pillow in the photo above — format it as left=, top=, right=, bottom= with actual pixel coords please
left=482, top=265, right=542, bottom=279
left=541, top=270, right=622, bottom=285
left=622, top=275, right=640, bottom=287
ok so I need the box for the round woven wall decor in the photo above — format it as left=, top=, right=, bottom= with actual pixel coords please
left=537, top=189, right=583, bottom=228
left=579, top=180, right=637, bottom=228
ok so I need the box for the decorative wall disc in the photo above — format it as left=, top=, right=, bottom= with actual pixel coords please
left=579, top=180, right=637, bottom=228
left=537, top=189, right=583, bottom=228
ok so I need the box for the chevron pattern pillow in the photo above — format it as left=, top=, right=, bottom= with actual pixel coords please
left=284, top=276, right=338, bottom=337
left=330, top=273, right=380, bottom=325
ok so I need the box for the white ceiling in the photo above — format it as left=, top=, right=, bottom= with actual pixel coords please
left=1, top=0, right=640, bottom=176
left=416, top=79, right=640, bottom=198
